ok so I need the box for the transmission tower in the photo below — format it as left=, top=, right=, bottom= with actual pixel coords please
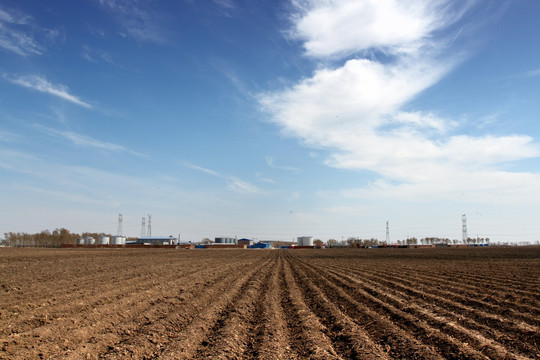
left=141, top=217, right=146, bottom=237
left=385, top=220, right=390, bottom=243
left=117, top=213, right=123, bottom=237
left=147, top=214, right=152, bottom=237
left=462, top=214, right=468, bottom=243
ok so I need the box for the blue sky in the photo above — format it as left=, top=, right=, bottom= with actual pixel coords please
left=1, top=0, right=539, bottom=243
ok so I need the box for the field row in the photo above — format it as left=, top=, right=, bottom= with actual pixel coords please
left=0, top=247, right=538, bottom=359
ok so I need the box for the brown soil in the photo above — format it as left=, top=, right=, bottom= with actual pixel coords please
left=0, top=247, right=538, bottom=359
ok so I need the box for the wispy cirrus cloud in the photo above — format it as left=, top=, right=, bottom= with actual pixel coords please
left=0, top=6, right=44, bottom=56
left=95, top=0, right=168, bottom=44
left=259, top=0, right=540, bottom=203
left=265, top=156, right=299, bottom=173
left=0, top=130, right=20, bottom=143
left=180, top=160, right=263, bottom=195
left=214, top=0, right=235, bottom=10
left=525, top=69, right=540, bottom=77
left=213, top=0, right=235, bottom=16
left=82, top=45, right=116, bottom=65
left=3, top=74, right=92, bottom=109
left=227, top=176, right=261, bottom=195
left=34, top=124, right=146, bottom=157
left=179, top=161, right=221, bottom=177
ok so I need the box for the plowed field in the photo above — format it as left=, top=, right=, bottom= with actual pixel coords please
left=1, top=247, right=538, bottom=359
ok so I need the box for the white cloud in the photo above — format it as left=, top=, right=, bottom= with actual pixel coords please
left=259, top=0, right=540, bottom=203
left=180, top=161, right=263, bottom=195
left=227, top=177, right=262, bottom=195
left=214, top=0, right=235, bottom=10
left=341, top=170, right=540, bottom=205
left=212, top=0, right=236, bottom=17
left=4, top=74, right=92, bottom=108
left=179, top=161, right=221, bottom=177
left=34, top=124, right=146, bottom=157
left=96, top=0, right=167, bottom=44
left=525, top=69, right=540, bottom=78
left=82, top=45, right=116, bottom=65
left=0, top=150, right=183, bottom=210
left=256, top=172, right=276, bottom=184
left=290, top=0, right=468, bottom=58
left=0, top=130, right=19, bottom=143
left=0, top=149, right=38, bottom=171
left=265, top=156, right=299, bottom=173
left=0, top=6, right=44, bottom=56
left=260, top=57, right=450, bottom=141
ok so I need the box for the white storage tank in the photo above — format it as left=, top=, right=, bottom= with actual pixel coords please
left=297, top=236, right=314, bottom=246
left=215, top=237, right=235, bottom=244
left=98, top=235, right=110, bottom=245
left=85, top=236, right=95, bottom=245
left=77, top=238, right=85, bottom=245
left=112, top=236, right=123, bottom=245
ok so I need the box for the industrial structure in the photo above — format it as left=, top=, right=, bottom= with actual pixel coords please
left=214, top=237, right=237, bottom=244
left=63, top=213, right=489, bottom=250
left=297, top=236, right=314, bottom=247
left=134, top=236, right=177, bottom=245
left=237, top=238, right=253, bottom=246
left=141, top=217, right=146, bottom=237
left=462, top=214, right=468, bottom=242
left=117, top=214, right=123, bottom=237
left=98, top=235, right=109, bottom=245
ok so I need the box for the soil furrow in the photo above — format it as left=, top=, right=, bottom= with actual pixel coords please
left=1, top=247, right=538, bottom=360
left=1, top=251, right=266, bottom=359
left=149, top=255, right=274, bottom=359
left=375, top=265, right=540, bottom=301
left=191, top=252, right=278, bottom=359
left=318, top=264, right=535, bottom=360
left=282, top=253, right=394, bottom=360
left=322, top=261, right=540, bottom=334
left=246, top=251, right=293, bottom=360
left=280, top=253, right=344, bottom=360
left=337, top=264, right=540, bottom=325
left=288, top=253, right=490, bottom=360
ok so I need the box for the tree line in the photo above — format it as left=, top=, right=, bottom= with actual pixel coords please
left=325, top=236, right=490, bottom=248
left=1, top=229, right=128, bottom=247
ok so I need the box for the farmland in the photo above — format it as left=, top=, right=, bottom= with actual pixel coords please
left=0, top=247, right=538, bottom=359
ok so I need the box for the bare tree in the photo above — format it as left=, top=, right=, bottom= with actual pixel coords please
left=326, top=239, right=338, bottom=247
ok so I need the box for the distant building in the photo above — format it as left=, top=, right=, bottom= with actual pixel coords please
left=136, top=236, right=177, bottom=245
left=237, top=238, right=253, bottom=246
left=248, top=242, right=271, bottom=249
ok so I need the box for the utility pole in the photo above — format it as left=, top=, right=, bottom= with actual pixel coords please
left=147, top=214, right=152, bottom=237
left=386, top=220, right=390, bottom=243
